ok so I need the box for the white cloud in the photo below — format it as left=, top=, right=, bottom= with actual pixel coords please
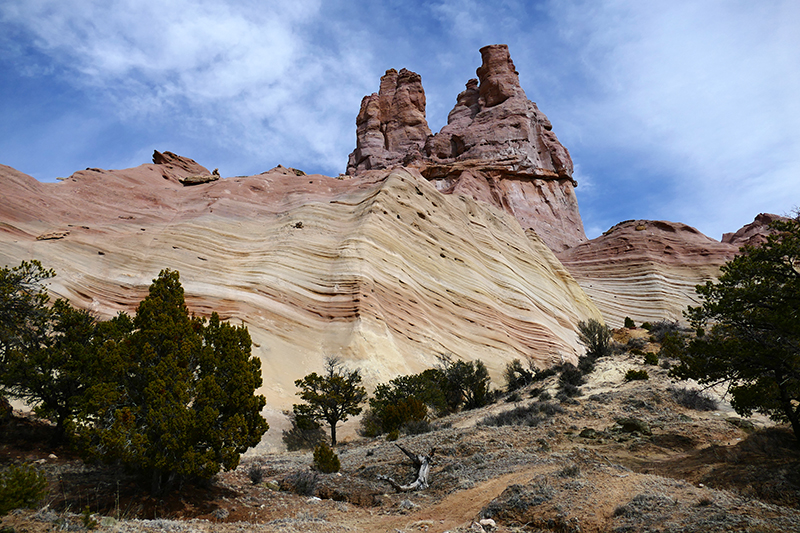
left=0, top=0, right=367, bottom=174
left=546, top=0, right=800, bottom=238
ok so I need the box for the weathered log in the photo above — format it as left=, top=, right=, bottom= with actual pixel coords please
left=378, top=444, right=435, bottom=492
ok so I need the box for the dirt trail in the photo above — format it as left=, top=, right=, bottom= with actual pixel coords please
left=355, top=468, right=541, bottom=532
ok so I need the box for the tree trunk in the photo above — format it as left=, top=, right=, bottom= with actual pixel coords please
left=330, top=422, right=337, bottom=446
left=378, top=444, right=435, bottom=492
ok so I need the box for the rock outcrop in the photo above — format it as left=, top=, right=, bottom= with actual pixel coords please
left=346, top=68, right=431, bottom=174
left=153, top=150, right=212, bottom=182
left=722, top=212, right=787, bottom=248
left=347, top=45, right=585, bottom=252
left=0, top=157, right=602, bottom=448
left=556, top=220, right=740, bottom=328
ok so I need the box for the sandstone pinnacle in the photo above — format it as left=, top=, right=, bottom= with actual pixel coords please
left=346, top=44, right=585, bottom=252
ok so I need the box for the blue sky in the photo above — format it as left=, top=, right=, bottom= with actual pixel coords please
left=1, top=1, right=798, bottom=240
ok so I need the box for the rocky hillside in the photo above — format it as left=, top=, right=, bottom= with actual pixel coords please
left=3, top=328, right=800, bottom=532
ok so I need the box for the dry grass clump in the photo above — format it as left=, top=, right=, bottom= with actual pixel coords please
left=478, top=401, right=564, bottom=427
left=669, top=387, right=718, bottom=411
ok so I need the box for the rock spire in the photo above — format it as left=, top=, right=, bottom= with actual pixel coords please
left=346, top=44, right=585, bottom=252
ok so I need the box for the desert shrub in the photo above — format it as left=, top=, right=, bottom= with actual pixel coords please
left=282, top=470, right=319, bottom=496
left=312, top=442, right=340, bottom=473
left=624, top=316, right=636, bottom=329
left=649, top=320, right=684, bottom=343
left=367, top=372, right=437, bottom=436
left=641, top=322, right=653, bottom=331
left=504, top=359, right=535, bottom=393
left=505, top=391, right=522, bottom=403
left=478, top=401, right=564, bottom=427
left=643, top=352, right=659, bottom=365
left=624, top=369, right=649, bottom=381
left=559, top=364, right=584, bottom=388
left=577, top=319, right=612, bottom=359
left=528, top=387, right=543, bottom=398
left=532, top=367, right=558, bottom=382
left=630, top=348, right=645, bottom=356
left=559, top=383, right=581, bottom=398
left=282, top=410, right=327, bottom=451
left=0, top=463, right=48, bottom=516
left=626, top=337, right=647, bottom=350
left=248, top=465, right=265, bottom=485
left=440, top=358, right=492, bottom=411
left=401, top=418, right=432, bottom=435
left=670, top=387, right=718, bottom=411
left=538, top=391, right=552, bottom=401
left=386, top=429, right=399, bottom=441
left=557, top=464, right=581, bottom=478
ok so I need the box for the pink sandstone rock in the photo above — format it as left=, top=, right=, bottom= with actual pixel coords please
left=721, top=212, right=788, bottom=248
left=346, top=44, right=585, bottom=252
left=346, top=68, right=431, bottom=174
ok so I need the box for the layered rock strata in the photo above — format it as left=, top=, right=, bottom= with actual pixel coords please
left=347, top=44, right=585, bottom=252
left=0, top=157, right=602, bottom=446
left=556, top=220, right=740, bottom=328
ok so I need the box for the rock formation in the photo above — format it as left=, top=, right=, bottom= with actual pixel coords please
left=722, top=212, right=787, bottom=248
left=347, top=44, right=585, bottom=252
left=556, top=220, right=740, bottom=328
left=346, top=68, right=431, bottom=174
left=0, top=157, right=602, bottom=448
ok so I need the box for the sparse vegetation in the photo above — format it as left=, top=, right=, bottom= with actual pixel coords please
left=670, top=387, right=718, bottom=411
left=503, top=358, right=535, bottom=393
left=577, top=318, right=612, bottom=359
left=624, top=316, right=636, bottom=329
left=625, top=369, right=649, bottom=381
left=672, top=216, right=800, bottom=440
left=0, top=463, right=48, bottom=516
left=479, top=401, right=564, bottom=427
left=644, top=352, right=659, bottom=365
left=312, top=442, right=340, bottom=473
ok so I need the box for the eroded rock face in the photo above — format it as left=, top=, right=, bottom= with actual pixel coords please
left=346, top=45, right=585, bottom=252
left=722, top=212, right=788, bottom=247
left=346, top=68, right=431, bottom=174
left=153, top=150, right=211, bottom=182
left=0, top=157, right=602, bottom=449
left=556, top=220, right=739, bottom=328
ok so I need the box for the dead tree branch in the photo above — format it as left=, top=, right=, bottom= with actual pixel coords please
left=378, top=444, right=435, bottom=492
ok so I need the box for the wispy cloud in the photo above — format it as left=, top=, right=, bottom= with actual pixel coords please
left=1, top=0, right=798, bottom=240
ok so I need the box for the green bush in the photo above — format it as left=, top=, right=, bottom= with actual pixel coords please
left=77, top=269, right=268, bottom=495
left=624, top=317, right=636, bottom=329
left=624, top=369, right=649, bottom=381
left=559, top=364, right=585, bottom=388
left=0, top=463, right=48, bottom=516
left=504, top=359, right=535, bottom=393
left=641, top=322, right=653, bottom=331
left=282, top=410, right=327, bottom=451
left=643, top=352, right=659, bottom=365
left=577, top=319, right=612, bottom=359
left=312, top=442, right=340, bottom=473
